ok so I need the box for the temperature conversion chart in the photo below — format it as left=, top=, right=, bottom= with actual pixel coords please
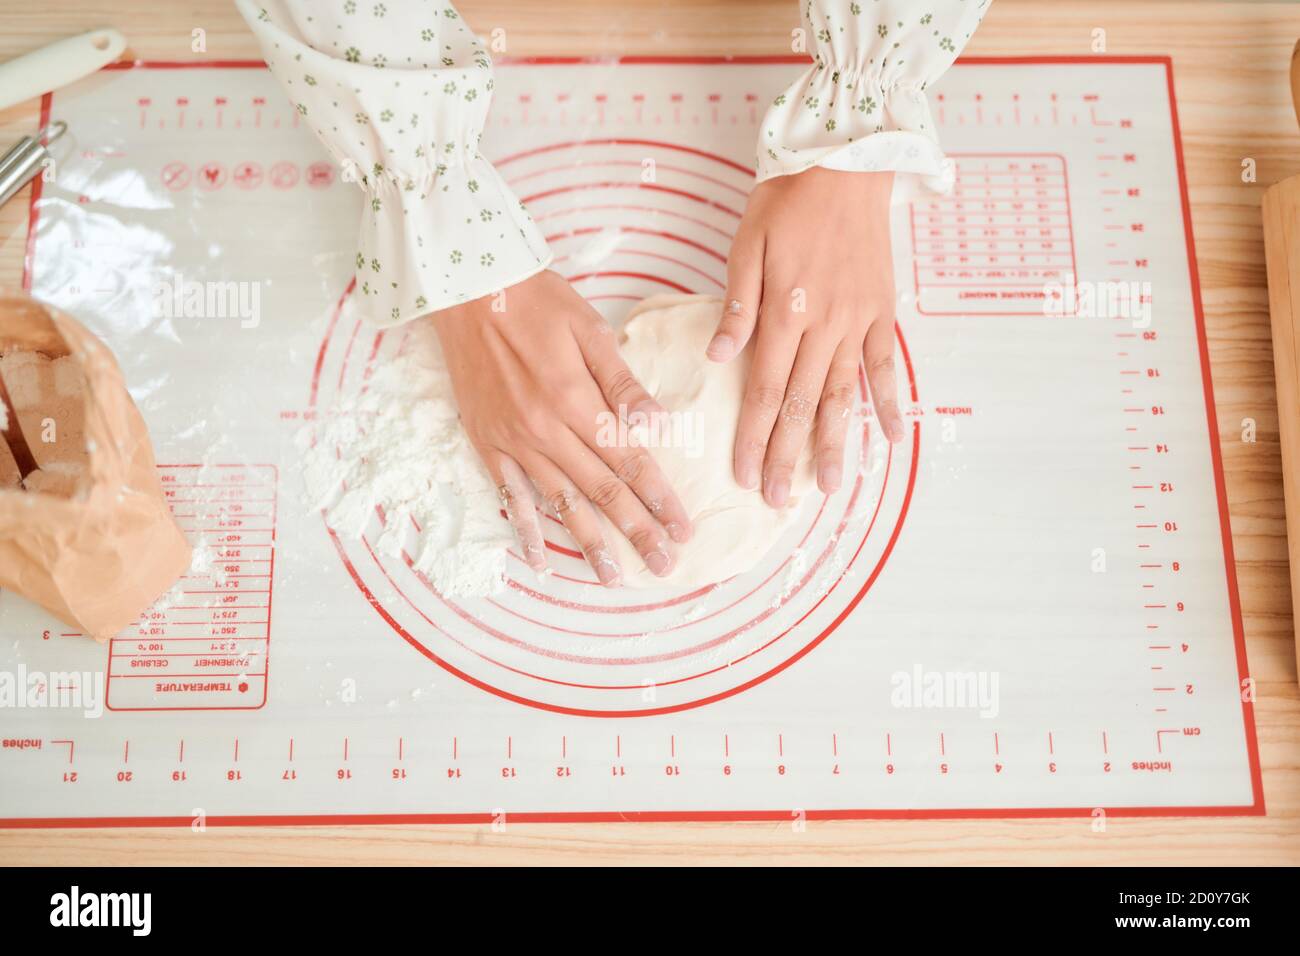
left=0, top=57, right=1261, bottom=825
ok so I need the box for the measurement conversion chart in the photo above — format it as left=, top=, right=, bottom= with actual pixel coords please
left=107, top=464, right=278, bottom=712
left=0, top=58, right=1260, bottom=825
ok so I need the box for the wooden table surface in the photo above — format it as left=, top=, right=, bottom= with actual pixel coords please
left=0, top=0, right=1297, bottom=866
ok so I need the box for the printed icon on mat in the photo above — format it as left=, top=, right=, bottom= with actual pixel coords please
left=233, top=161, right=263, bottom=189
left=197, top=162, right=226, bottom=191
left=306, top=161, right=335, bottom=188
left=160, top=161, right=190, bottom=191
left=269, top=161, right=300, bottom=189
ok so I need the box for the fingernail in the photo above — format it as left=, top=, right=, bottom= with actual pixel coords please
left=818, top=462, right=841, bottom=494
left=737, top=459, right=759, bottom=490
left=645, top=547, right=673, bottom=576
left=707, top=333, right=735, bottom=362
left=665, top=521, right=690, bottom=543
left=725, top=299, right=744, bottom=316
left=593, top=550, right=622, bottom=587
left=765, top=474, right=790, bottom=508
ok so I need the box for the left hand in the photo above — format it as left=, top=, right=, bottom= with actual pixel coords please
left=708, top=167, right=904, bottom=506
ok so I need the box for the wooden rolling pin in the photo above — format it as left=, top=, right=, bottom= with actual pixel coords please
left=1261, top=39, right=1300, bottom=675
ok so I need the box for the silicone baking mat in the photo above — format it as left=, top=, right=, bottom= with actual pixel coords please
left=0, top=56, right=1261, bottom=825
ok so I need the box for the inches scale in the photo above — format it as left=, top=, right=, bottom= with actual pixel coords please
left=0, top=57, right=1261, bottom=825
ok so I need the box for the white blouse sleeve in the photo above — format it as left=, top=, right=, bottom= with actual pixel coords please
left=235, top=0, right=552, bottom=327
left=756, top=0, right=991, bottom=192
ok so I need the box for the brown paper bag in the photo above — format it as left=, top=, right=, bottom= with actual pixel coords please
left=0, top=288, right=191, bottom=640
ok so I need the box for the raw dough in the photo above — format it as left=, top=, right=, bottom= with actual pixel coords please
left=601, top=294, right=815, bottom=588
left=299, top=293, right=818, bottom=595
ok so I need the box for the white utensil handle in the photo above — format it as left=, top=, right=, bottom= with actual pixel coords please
left=0, top=29, right=127, bottom=112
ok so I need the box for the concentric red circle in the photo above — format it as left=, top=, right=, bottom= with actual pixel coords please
left=310, top=139, right=919, bottom=715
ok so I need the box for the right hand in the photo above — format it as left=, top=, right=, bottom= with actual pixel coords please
left=430, top=270, right=692, bottom=586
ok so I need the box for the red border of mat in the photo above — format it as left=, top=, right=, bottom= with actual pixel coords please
left=7, top=55, right=1262, bottom=827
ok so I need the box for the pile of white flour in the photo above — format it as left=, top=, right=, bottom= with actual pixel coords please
left=298, top=320, right=514, bottom=596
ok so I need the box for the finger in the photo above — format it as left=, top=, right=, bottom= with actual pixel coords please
left=560, top=432, right=677, bottom=578
left=573, top=310, right=664, bottom=425
left=710, top=225, right=764, bottom=362
left=864, top=318, right=905, bottom=443
left=482, top=449, right=547, bottom=573
left=813, top=339, right=862, bottom=494
left=522, top=452, right=623, bottom=588
left=763, top=332, right=837, bottom=507
left=586, top=427, right=692, bottom=545
left=734, top=309, right=800, bottom=491
left=559, top=362, right=693, bottom=544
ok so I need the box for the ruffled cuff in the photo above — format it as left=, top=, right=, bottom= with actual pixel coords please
left=817, top=130, right=954, bottom=193
left=756, top=1, right=990, bottom=191
left=355, top=158, right=552, bottom=327
left=235, top=0, right=553, bottom=326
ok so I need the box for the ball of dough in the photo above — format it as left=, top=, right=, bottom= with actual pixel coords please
left=600, top=294, right=815, bottom=588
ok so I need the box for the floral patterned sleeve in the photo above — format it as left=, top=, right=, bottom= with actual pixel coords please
left=235, top=0, right=551, bottom=327
left=757, top=0, right=991, bottom=191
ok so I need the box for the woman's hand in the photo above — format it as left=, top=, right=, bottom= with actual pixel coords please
left=431, top=269, right=692, bottom=586
left=709, top=168, right=904, bottom=505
